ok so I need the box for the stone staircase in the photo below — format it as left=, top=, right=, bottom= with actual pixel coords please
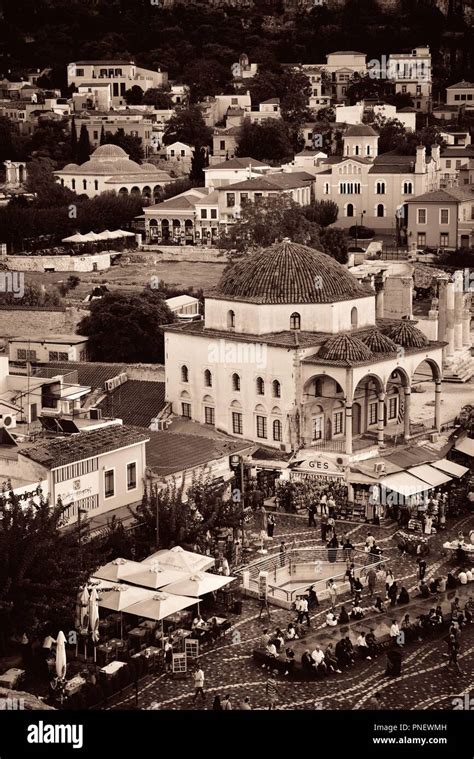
left=443, top=350, right=474, bottom=383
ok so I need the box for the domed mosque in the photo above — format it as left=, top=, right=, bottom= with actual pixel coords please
left=54, top=144, right=173, bottom=201
left=164, top=239, right=444, bottom=458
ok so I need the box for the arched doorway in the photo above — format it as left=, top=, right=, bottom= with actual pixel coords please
left=148, top=219, right=158, bottom=241
left=161, top=219, right=170, bottom=240
left=411, top=359, right=442, bottom=432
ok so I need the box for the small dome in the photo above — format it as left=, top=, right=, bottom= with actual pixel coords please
left=384, top=322, right=429, bottom=348
left=63, top=163, right=79, bottom=170
left=141, top=163, right=157, bottom=172
left=318, top=334, right=373, bottom=362
left=361, top=330, right=398, bottom=353
left=91, top=144, right=128, bottom=159
left=216, top=240, right=372, bottom=304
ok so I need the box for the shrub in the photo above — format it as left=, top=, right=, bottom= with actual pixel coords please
left=348, top=225, right=374, bottom=239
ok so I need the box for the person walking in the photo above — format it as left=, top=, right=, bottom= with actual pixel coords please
left=345, top=563, right=356, bottom=593
left=327, top=579, right=337, bottom=607
left=308, top=502, right=317, bottom=528
left=447, top=634, right=462, bottom=674
left=212, top=695, right=222, bottom=711
left=266, top=671, right=282, bottom=710
left=417, top=557, right=427, bottom=581
left=300, top=595, right=311, bottom=628
left=267, top=513, right=276, bottom=539
left=193, top=667, right=205, bottom=704
left=366, top=567, right=377, bottom=598
left=279, top=541, right=286, bottom=568
left=221, top=694, right=233, bottom=710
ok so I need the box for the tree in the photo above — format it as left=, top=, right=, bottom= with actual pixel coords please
left=77, top=288, right=175, bottom=363
left=142, top=88, right=173, bottom=109
left=163, top=106, right=212, bottom=149
left=77, top=124, right=91, bottom=165
left=0, top=117, right=17, bottom=163
left=318, top=227, right=348, bottom=265
left=0, top=281, right=62, bottom=307
left=219, top=194, right=321, bottom=255
left=99, top=126, right=106, bottom=145
left=190, top=146, right=207, bottom=184
left=104, top=129, right=144, bottom=163
left=372, top=116, right=408, bottom=154
left=303, top=200, right=339, bottom=227
left=235, top=118, right=293, bottom=164
left=70, top=117, right=77, bottom=161
left=26, top=157, right=76, bottom=206
left=135, top=474, right=240, bottom=552
left=345, top=73, right=393, bottom=106
left=182, top=58, right=231, bottom=103
left=124, top=85, right=144, bottom=105
left=0, top=487, right=99, bottom=637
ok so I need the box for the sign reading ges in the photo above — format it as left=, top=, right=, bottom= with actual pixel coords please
left=308, top=460, right=330, bottom=470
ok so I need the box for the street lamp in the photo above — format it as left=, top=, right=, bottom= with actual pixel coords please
left=354, top=210, right=366, bottom=249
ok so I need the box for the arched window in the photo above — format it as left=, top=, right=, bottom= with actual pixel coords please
left=290, top=312, right=301, bottom=330
left=376, top=203, right=385, bottom=217
left=354, top=145, right=360, bottom=156
left=346, top=203, right=354, bottom=217
left=366, top=145, right=371, bottom=156
left=272, top=380, right=281, bottom=398
left=71, top=179, right=76, bottom=190
left=376, top=181, right=385, bottom=195
left=83, top=179, right=87, bottom=190
left=314, top=378, right=323, bottom=396
left=181, top=365, right=189, bottom=382
left=227, top=310, right=235, bottom=329
left=94, top=180, right=98, bottom=191
left=256, top=377, right=265, bottom=395
left=232, top=373, right=240, bottom=391
left=403, top=181, right=413, bottom=195
left=351, top=307, right=358, bottom=328
left=204, top=369, right=212, bottom=387
left=273, top=419, right=282, bottom=442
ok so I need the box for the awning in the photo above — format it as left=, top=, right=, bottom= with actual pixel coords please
left=408, top=464, right=452, bottom=487
left=384, top=447, right=438, bottom=468
left=380, top=471, right=432, bottom=497
left=454, top=437, right=474, bottom=457
left=122, top=592, right=198, bottom=621
left=430, top=458, right=469, bottom=478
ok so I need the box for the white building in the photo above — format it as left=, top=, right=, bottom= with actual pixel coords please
left=54, top=144, right=173, bottom=201
left=446, top=81, right=474, bottom=108
left=388, top=46, right=432, bottom=112
left=67, top=60, right=168, bottom=109
left=8, top=335, right=88, bottom=364
left=163, top=240, right=444, bottom=457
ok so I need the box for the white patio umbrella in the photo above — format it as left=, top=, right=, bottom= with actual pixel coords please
left=62, top=233, right=88, bottom=243
left=143, top=546, right=214, bottom=573
left=124, top=562, right=190, bottom=590
left=123, top=591, right=199, bottom=621
left=89, top=587, right=100, bottom=662
left=94, top=557, right=145, bottom=584
left=55, top=630, right=67, bottom=681
left=161, top=572, right=235, bottom=615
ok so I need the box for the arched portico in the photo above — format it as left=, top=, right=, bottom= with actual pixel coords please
left=411, top=359, right=443, bottom=433
left=301, top=373, right=346, bottom=450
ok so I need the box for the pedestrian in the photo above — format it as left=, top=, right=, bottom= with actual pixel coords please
left=308, top=502, right=317, bottom=528
left=239, top=696, right=252, bottom=710
left=345, top=563, right=356, bottom=593
left=221, top=694, right=232, bottom=710
left=388, top=581, right=398, bottom=607
left=164, top=638, right=173, bottom=673
left=366, top=567, right=377, bottom=597
left=385, top=569, right=395, bottom=596
left=417, top=557, right=427, bottom=581
left=258, top=593, right=270, bottom=622
left=300, top=595, right=311, bottom=627
left=279, top=541, right=286, bottom=567
left=320, top=492, right=328, bottom=515
left=212, top=695, right=222, bottom=710
left=320, top=513, right=328, bottom=541
left=193, top=667, right=205, bottom=703
left=343, top=536, right=355, bottom=561
left=327, top=578, right=337, bottom=607
left=307, top=585, right=319, bottom=609
left=367, top=692, right=382, bottom=710
left=447, top=634, right=462, bottom=674
left=267, top=513, right=275, bottom=539
left=389, top=620, right=400, bottom=643
left=266, top=671, right=281, bottom=710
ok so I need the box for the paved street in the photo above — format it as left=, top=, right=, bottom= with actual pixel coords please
left=109, top=510, right=474, bottom=711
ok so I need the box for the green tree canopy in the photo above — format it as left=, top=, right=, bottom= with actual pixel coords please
left=77, top=288, right=175, bottom=363
left=142, top=88, right=174, bottom=109
left=163, top=106, right=212, bottom=149
left=104, top=128, right=144, bottom=163
left=235, top=118, right=294, bottom=164
left=303, top=200, right=339, bottom=227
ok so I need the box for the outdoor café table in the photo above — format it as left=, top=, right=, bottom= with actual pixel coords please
left=0, top=668, right=25, bottom=689
left=128, top=628, right=147, bottom=648
left=171, top=629, right=191, bottom=651
left=138, top=620, right=157, bottom=630
left=96, top=642, right=115, bottom=665
left=108, top=638, right=126, bottom=651
left=100, top=661, right=126, bottom=677
left=64, top=675, right=86, bottom=697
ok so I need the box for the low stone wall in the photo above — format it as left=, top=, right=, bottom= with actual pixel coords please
left=5, top=252, right=114, bottom=272
left=0, top=305, right=88, bottom=338
left=125, top=363, right=165, bottom=381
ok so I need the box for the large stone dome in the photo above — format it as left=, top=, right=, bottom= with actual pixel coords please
left=216, top=240, right=372, bottom=304
left=361, top=329, right=399, bottom=354
left=318, top=333, right=373, bottom=362
left=384, top=322, right=429, bottom=348
left=91, top=144, right=128, bottom=160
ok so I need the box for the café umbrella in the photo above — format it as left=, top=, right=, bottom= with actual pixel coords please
left=89, top=587, right=100, bottom=662
left=55, top=630, right=67, bottom=681
left=122, top=591, right=200, bottom=645
left=161, top=572, right=235, bottom=615
left=75, top=586, right=90, bottom=657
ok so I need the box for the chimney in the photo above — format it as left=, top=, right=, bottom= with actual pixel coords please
left=431, top=143, right=440, bottom=165
left=415, top=144, right=426, bottom=174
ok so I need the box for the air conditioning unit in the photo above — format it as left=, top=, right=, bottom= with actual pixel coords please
left=374, top=462, right=386, bottom=474
left=89, top=408, right=102, bottom=420
left=335, top=455, right=349, bottom=467
left=430, top=432, right=439, bottom=443
left=0, top=414, right=16, bottom=429
left=105, top=379, right=115, bottom=392
left=118, top=372, right=128, bottom=385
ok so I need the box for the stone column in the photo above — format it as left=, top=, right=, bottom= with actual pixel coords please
left=462, top=293, right=471, bottom=347
left=446, top=281, right=455, bottom=358
left=345, top=404, right=353, bottom=455
left=403, top=386, right=411, bottom=440
left=454, top=270, right=464, bottom=351
left=434, top=380, right=442, bottom=432
left=437, top=277, right=449, bottom=345
left=374, top=273, right=385, bottom=319
left=377, top=391, right=385, bottom=447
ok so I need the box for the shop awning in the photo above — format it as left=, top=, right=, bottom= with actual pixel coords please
left=408, top=464, right=452, bottom=487
left=454, top=437, right=474, bottom=457
left=430, top=458, right=469, bottom=478
left=380, top=471, right=432, bottom=497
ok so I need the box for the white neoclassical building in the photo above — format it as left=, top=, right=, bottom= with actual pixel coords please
left=54, top=144, right=173, bottom=201
left=163, top=240, right=445, bottom=461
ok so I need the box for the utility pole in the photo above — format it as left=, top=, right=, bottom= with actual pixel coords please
left=155, top=487, right=160, bottom=550
left=77, top=507, right=87, bottom=570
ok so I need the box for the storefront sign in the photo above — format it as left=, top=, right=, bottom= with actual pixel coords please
left=292, top=455, right=344, bottom=478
